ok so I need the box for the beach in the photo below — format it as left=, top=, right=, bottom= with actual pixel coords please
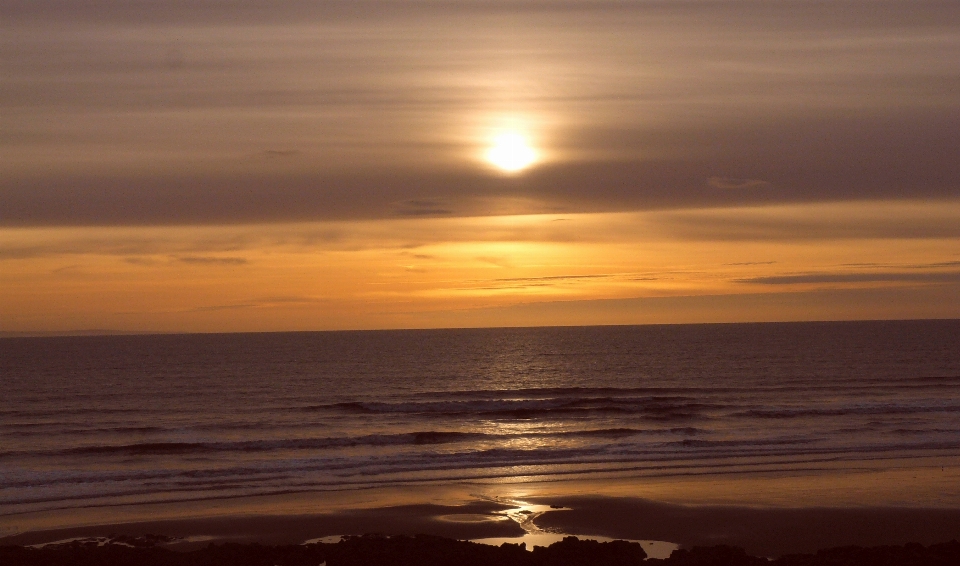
left=4, top=462, right=960, bottom=559
left=4, top=495, right=960, bottom=564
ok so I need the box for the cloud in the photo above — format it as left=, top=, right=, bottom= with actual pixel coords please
left=5, top=116, right=960, bottom=225
left=186, top=295, right=325, bottom=312
left=5, top=1, right=956, bottom=29
left=450, top=273, right=660, bottom=292
left=188, top=302, right=260, bottom=312
left=391, top=285, right=960, bottom=329
left=922, top=261, right=960, bottom=268
left=2, top=1, right=959, bottom=226
left=0, top=224, right=345, bottom=260
left=475, top=256, right=512, bottom=268
left=393, top=199, right=454, bottom=217
left=738, top=271, right=960, bottom=285
left=3, top=201, right=960, bottom=267
left=176, top=255, right=248, bottom=265
left=260, top=150, right=300, bottom=159
left=654, top=201, right=960, bottom=241
left=482, top=274, right=612, bottom=284
left=447, top=274, right=615, bottom=291
left=841, top=260, right=960, bottom=269
left=707, top=177, right=771, bottom=190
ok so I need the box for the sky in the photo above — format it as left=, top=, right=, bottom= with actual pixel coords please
left=2, top=0, right=959, bottom=333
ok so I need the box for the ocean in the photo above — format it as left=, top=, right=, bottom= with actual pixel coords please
left=2, top=320, right=959, bottom=523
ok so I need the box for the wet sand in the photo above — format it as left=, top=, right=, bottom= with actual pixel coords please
left=530, top=496, right=960, bottom=557
left=0, top=500, right=523, bottom=550
left=4, top=495, right=960, bottom=559
left=3, top=461, right=960, bottom=558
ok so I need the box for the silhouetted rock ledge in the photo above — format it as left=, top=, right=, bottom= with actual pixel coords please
left=3, top=535, right=960, bottom=565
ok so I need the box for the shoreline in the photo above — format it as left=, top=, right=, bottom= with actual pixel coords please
left=529, top=496, right=960, bottom=557
left=4, top=494, right=960, bottom=559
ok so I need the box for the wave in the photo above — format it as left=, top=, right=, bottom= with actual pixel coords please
left=890, top=427, right=960, bottom=435
left=0, top=427, right=665, bottom=459
left=308, top=379, right=960, bottom=406
left=306, top=396, right=721, bottom=421
left=735, top=402, right=960, bottom=419
left=8, top=438, right=960, bottom=501
left=0, top=425, right=167, bottom=438
left=665, top=438, right=819, bottom=448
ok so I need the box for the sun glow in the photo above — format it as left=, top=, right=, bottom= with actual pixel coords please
left=486, top=132, right=537, bottom=172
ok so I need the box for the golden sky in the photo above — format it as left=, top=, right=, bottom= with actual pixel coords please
left=2, top=1, right=959, bottom=332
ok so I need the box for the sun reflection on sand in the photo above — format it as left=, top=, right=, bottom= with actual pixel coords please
left=469, top=496, right=679, bottom=559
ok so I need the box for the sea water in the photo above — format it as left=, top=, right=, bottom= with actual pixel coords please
left=2, top=320, right=959, bottom=521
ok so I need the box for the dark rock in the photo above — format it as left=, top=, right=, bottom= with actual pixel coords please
left=3, top=535, right=959, bottom=566
left=658, top=544, right=768, bottom=565
left=530, top=536, right=647, bottom=565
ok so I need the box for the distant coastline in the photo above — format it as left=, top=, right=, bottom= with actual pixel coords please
left=3, top=317, right=959, bottom=339
left=0, top=329, right=156, bottom=338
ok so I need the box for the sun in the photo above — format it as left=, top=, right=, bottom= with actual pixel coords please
left=486, top=132, right=537, bottom=173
